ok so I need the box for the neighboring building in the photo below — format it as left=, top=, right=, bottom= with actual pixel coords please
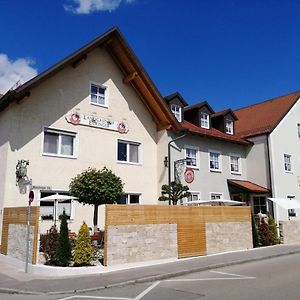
left=0, top=27, right=180, bottom=238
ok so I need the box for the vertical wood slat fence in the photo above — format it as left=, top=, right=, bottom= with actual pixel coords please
left=1, top=207, right=40, bottom=264
left=105, top=205, right=251, bottom=262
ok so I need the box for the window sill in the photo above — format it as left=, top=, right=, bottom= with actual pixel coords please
left=285, top=170, right=293, bottom=174
left=90, top=102, right=109, bottom=109
left=42, top=153, right=77, bottom=159
left=231, top=171, right=241, bottom=175
left=210, top=169, right=222, bottom=173
left=117, top=161, right=142, bottom=166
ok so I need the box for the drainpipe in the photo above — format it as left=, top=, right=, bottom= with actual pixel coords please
left=167, top=130, right=188, bottom=205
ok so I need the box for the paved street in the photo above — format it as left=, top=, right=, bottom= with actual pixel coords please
left=2, top=252, right=300, bottom=300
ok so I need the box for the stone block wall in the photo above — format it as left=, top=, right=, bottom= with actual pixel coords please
left=106, top=223, right=177, bottom=266
left=7, top=224, right=34, bottom=262
left=206, top=221, right=252, bottom=254
left=279, top=221, right=300, bottom=244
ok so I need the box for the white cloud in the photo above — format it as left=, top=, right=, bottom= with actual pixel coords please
left=0, top=54, right=38, bottom=94
left=64, top=0, right=135, bottom=14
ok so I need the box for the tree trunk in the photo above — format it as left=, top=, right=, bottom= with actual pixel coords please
left=93, top=204, right=99, bottom=233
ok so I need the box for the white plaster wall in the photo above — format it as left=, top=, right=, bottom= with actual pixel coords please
left=269, top=98, right=300, bottom=221
left=246, top=135, right=270, bottom=189
left=0, top=48, right=160, bottom=233
left=161, top=132, right=248, bottom=201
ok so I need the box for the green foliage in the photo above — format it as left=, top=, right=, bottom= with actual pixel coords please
left=268, top=215, right=280, bottom=245
left=257, top=219, right=273, bottom=247
left=69, top=167, right=124, bottom=229
left=159, top=181, right=191, bottom=205
left=54, top=211, right=72, bottom=266
left=39, top=225, right=58, bottom=265
left=251, top=213, right=259, bottom=248
left=73, top=222, right=94, bottom=266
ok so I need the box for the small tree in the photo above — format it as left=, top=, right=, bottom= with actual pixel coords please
left=73, top=222, right=94, bottom=266
left=251, top=213, right=259, bottom=248
left=268, top=215, right=280, bottom=245
left=159, top=181, right=191, bottom=205
left=54, top=210, right=72, bottom=266
left=69, top=167, right=123, bottom=232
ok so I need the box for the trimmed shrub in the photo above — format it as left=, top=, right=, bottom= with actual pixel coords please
left=73, top=222, right=94, bottom=266
left=54, top=210, right=72, bottom=266
left=268, top=215, right=280, bottom=245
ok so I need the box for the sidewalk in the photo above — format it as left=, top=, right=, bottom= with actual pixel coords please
left=0, top=243, right=300, bottom=295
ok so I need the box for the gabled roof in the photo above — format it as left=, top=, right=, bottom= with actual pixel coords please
left=234, top=91, right=300, bottom=138
left=0, top=27, right=181, bottom=132
left=183, top=120, right=250, bottom=145
left=228, top=179, right=270, bottom=193
left=164, top=91, right=188, bottom=107
left=184, top=101, right=214, bottom=114
left=211, top=109, right=238, bottom=120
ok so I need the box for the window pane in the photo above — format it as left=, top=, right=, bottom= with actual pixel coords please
left=57, top=200, right=71, bottom=219
left=118, top=195, right=127, bottom=204
left=61, top=135, right=74, bottom=156
left=91, top=85, right=98, bottom=94
left=40, top=201, right=54, bottom=219
left=118, top=142, right=127, bottom=161
left=129, top=144, right=139, bottom=163
left=44, top=132, right=58, bottom=154
left=129, top=194, right=140, bottom=204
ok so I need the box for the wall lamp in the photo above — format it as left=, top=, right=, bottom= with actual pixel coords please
left=164, top=156, right=168, bottom=167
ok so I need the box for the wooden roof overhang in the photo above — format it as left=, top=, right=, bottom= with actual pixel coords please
left=0, top=27, right=181, bottom=132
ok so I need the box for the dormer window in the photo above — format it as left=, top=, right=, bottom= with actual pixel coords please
left=200, top=112, right=209, bottom=129
left=225, top=119, right=234, bottom=134
left=171, top=104, right=182, bottom=122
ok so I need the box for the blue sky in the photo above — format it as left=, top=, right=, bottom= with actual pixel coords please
left=1, top=0, right=300, bottom=111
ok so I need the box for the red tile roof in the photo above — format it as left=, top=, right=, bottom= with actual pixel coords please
left=183, top=121, right=250, bottom=145
left=234, top=91, right=300, bottom=138
left=228, top=180, right=269, bottom=193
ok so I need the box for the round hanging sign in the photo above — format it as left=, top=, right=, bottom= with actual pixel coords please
left=184, top=167, right=194, bottom=184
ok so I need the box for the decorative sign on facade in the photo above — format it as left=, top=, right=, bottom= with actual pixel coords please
left=65, top=112, right=128, bottom=134
left=184, top=167, right=194, bottom=184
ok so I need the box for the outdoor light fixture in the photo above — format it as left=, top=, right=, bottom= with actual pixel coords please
left=164, top=156, right=168, bottom=167
left=15, top=159, right=29, bottom=185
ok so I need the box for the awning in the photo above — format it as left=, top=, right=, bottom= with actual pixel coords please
left=228, top=179, right=269, bottom=193
left=268, top=198, right=300, bottom=210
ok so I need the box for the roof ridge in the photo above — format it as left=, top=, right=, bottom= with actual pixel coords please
left=234, top=90, right=300, bottom=112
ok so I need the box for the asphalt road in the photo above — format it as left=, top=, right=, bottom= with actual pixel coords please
left=2, top=253, right=300, bottom=300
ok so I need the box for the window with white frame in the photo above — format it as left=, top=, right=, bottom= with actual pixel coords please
left=117, top=140, right=141, bottom=164
left=118, top=193, right=140, bottom=204
left=170, top=104, right=182, bottom=122
left=200, top=112, right=209, bottom=129
left=287, top=195, right=297, bottom=217
left=43, top=128, right=76, bottom=158
left=90, top=83, right=108, bottom=107
left=40, top=191, right=73, bottom=220
left=253, top=196, right=267, bottom=214
left=297, top=123, right=300, bottom=139
left=186, top=192, right=201, bottom=203
left=225, top=119, right=234, bottom=134
left=209, top=151, right=221, bottom=171
left=185, top=146, right=199, bottom=168
left=284, top=154, right=292, bottom=172
left=211, top=193, right=223, bottom=200
left=230, top=155, right=241, bottom=174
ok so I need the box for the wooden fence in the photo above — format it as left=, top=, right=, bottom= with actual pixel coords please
left=105, top=205, right=251, bottom=262
left=1, top=207, right=40, bottom=264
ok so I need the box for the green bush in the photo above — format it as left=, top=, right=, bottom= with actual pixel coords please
left=73, top=222, right=94, bottom=266
left=258, top=219, right=273, bottom=246
left=268, top=215, right=280, bottom=245
left=54, top=210, right=72, bottom=266
left=39, top=225, right=58, bottom=265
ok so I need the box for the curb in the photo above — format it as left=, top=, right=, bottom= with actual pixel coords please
left=1, top=248, right=299, bottom=296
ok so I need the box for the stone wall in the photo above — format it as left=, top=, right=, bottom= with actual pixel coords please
left=106, top=224, right=177, bottom=266
left=279, top=221, right=300, bottom=244
left=7, top=224, right=34, bottom=262
left=206, top=221, right=252, bottom=254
